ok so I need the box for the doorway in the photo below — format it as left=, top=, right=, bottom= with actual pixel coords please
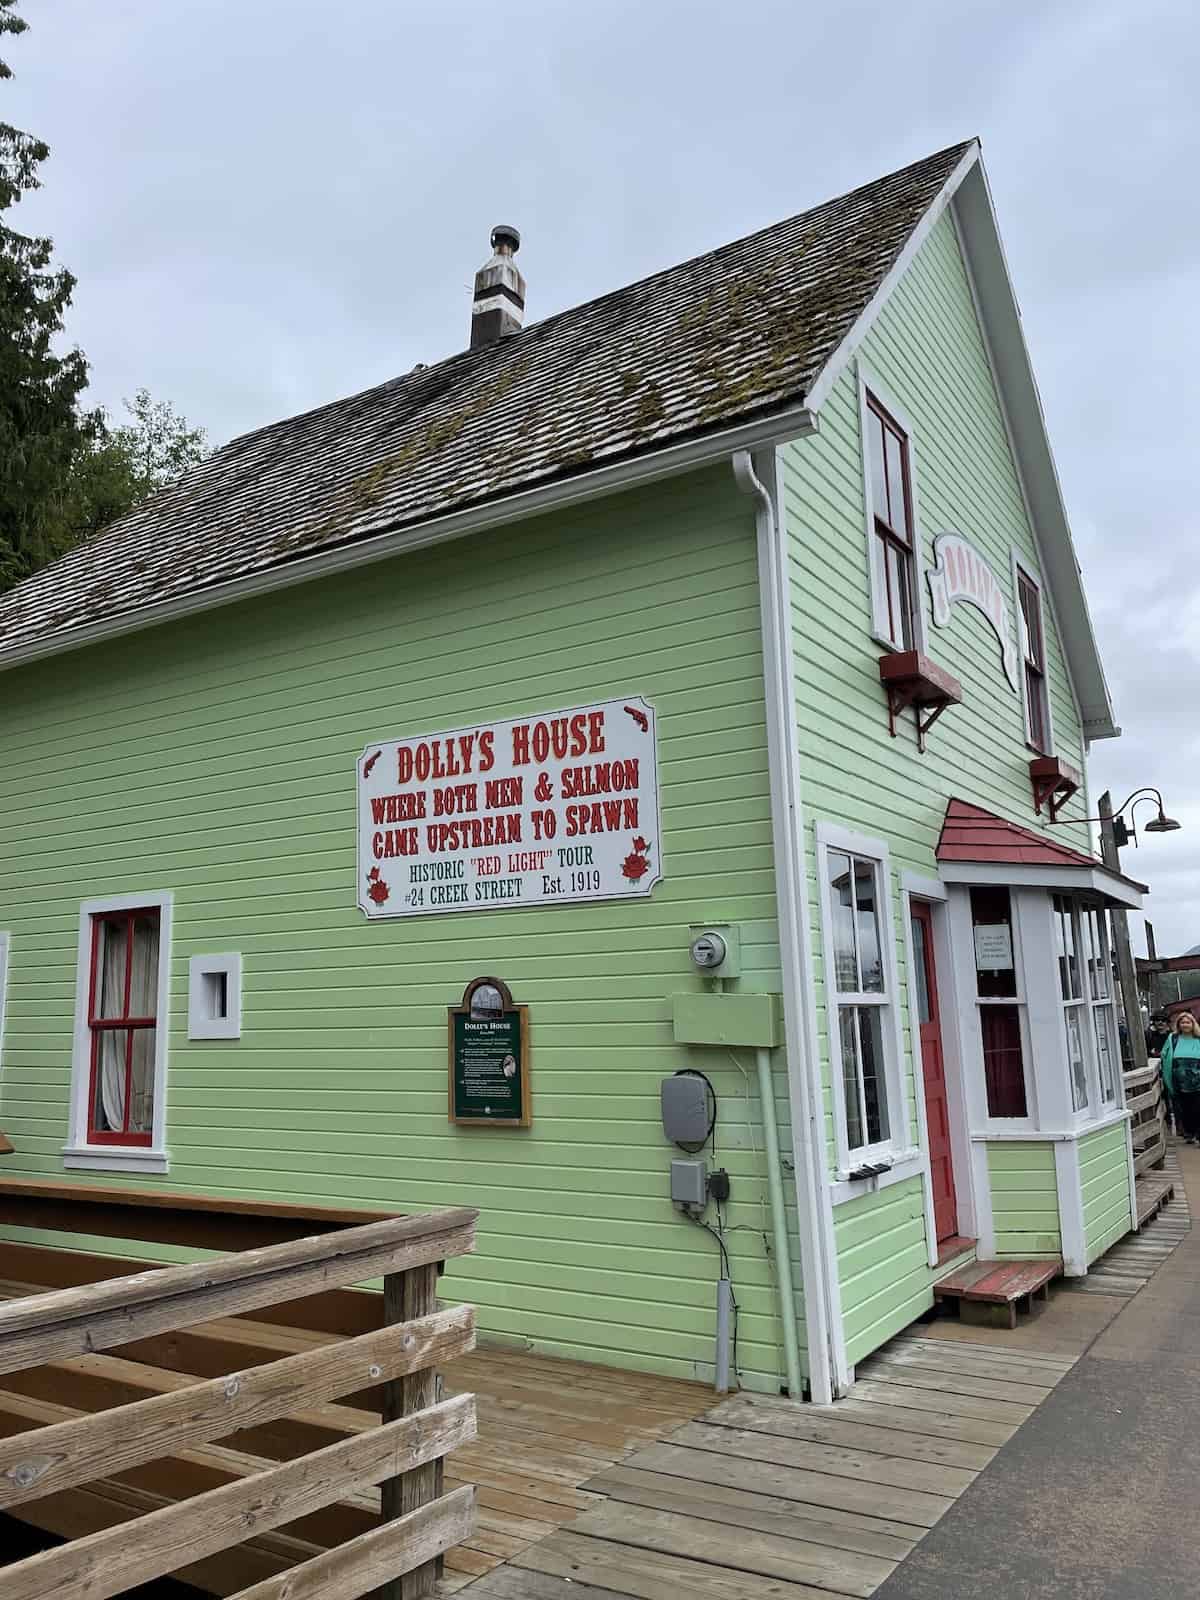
left=911, top=899, right=958, bottom=1243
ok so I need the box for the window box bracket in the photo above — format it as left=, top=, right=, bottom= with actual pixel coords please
left=1029, top=755, right=1082, bottom=822
left=878, top=651, right=964, bottom=752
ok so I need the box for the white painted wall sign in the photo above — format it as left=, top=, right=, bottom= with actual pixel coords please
left=927, top=533, right=1020, bottom=690
left=357, top=697, right=662, bottom=917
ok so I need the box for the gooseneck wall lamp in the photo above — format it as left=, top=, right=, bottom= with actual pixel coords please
left=1050, top=786, right=1182, bottom=848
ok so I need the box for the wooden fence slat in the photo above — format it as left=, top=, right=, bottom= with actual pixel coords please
left=229, top=1484, right=477, bottom=1600
left=398, top=1263, right=442, bottom=1600
left=0, top=1393, right=476, bottom=1600
left=0, top=1303, right=474, bottom=1509
left=0, top=1214, right=475, bottom=1376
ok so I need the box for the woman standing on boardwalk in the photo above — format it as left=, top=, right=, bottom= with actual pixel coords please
left=1162, top=1012, right=1200, bottom=1144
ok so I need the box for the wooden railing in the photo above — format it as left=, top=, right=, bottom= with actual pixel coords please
left=0, top=1181, right=478, bottom=1600
left=1127, top=1062, right=1168, bottom=1176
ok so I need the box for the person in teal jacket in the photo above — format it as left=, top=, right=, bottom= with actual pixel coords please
left=1161, top=1012, right=1200, bottom=1143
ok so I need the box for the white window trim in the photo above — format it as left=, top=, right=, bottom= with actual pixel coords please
left=64, top=891, right=172, bottom=1175
left=951, top=884, right=1038, bottom=1133
left=1053, top=894, right=1100, bottom=1125
left=1011, top=552, right=1055, bottom=756
left=815, top=821, right=913, bottom=1194
left=188, top=953, right=243, bottom=1040
left=857, top=361, right=929, bottom=657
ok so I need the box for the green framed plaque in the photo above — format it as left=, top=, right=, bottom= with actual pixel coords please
left=448, top=976, right=531, bottom=1127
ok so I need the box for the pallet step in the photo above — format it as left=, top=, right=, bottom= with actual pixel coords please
left=933, top=1258, right=1062, bottom=1329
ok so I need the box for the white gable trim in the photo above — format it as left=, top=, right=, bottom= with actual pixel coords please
left=803, top=143, right=982, bottom=416
left=802, top=145, right=1118, bottom=744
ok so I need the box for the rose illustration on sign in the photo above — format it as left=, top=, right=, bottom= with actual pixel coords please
left=621, top=836, right=652, bottom=882
left=365, top=867, right=390, bottom=906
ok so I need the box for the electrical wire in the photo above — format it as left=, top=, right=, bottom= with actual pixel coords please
left=670, top=1067, right=717, bottom=1153
left=686, top=1208, right=741, bottom=1383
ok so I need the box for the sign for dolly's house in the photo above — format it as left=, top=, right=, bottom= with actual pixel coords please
left=927, top=533, right=1020, bottom=692
left=357, top=697, right=662, bottom=918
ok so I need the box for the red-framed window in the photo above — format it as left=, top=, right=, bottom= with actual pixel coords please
left=1018, top=570, right=1050, bottom=753
left=86, top=907, right=161, bottom=1145
left=865, top=393, right=916, bottom=649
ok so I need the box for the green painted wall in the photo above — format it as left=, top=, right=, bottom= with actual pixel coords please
left=835, top=1175, right=930, bottom=1369
left=1081, top=1121, right=1133, bottom=1264
left=783, top=207, right=1091, bottom=1347
left=0, top=466, right=803, bottom=1394
left=988, top=1142, right=1062, bottom=1259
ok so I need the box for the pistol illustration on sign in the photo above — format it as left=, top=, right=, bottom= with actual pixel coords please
left=624, top=705, right=649, bottom=732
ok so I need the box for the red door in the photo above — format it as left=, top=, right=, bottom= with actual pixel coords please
left=911, top=901, right=958, bottom=1243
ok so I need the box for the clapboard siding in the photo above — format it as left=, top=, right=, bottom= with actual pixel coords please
left=1081, top=1120, right=1133, bottom=1264
left=0, top=463, right=804, bottom=1392
left=784, top=207, right=1089, bottom=1351
left=988, top=1142, right=1063, bottom=1259
left=835, top=1176, right=931, bottom=1368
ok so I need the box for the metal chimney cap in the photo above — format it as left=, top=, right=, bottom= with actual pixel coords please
left=490, top=224, right=521, bottom=253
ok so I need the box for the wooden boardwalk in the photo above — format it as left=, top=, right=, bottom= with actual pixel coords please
left=457, top=1147, right=1192, bottom=1599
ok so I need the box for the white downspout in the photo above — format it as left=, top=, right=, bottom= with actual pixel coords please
left=733, top=445, right=838, bottom=1404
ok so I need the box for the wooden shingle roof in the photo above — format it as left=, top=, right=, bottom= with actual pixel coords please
left=0, top=141, right=974, bottom=658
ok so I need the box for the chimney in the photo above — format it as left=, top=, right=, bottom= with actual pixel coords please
left=471, top=225, right=525, bottom=349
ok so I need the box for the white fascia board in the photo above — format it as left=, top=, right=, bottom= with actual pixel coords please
left=0, top=404, right=817, bottom=676
left=937, top=859, right=1143, bottom=910
left=950, top=163, right=1118, bottom=741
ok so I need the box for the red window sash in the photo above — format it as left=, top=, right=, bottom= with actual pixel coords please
left=85, top=908, right=159, bottom=1147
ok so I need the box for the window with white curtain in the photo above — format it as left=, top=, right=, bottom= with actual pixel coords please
left=68, top=892, right=171, bottom=1171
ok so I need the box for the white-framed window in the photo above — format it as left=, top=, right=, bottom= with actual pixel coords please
left=1015, top=562, right=1052, bottom=754
left=1081, top=903, right=1120, bottom=1106
left=1052, top=894, right=1090, bottom=1115
left=816, top=823, right=908, bottom=1174
left=188, top=953, right=243, bottom=1040
left=858, top=366, right=926, bottom=654
left=66, top=891, right=172, bottom=1174
left=970, top=885, right=1033, bottom=1122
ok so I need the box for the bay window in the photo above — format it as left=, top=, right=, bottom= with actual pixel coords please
left=970, top=886, right=1029, bottom=1118
left=1082, top=904, right=1120, bottom=1105
left=1053, top=894, right=1091, bottom=1113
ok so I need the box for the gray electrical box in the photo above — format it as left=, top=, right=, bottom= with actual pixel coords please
left=670, top=1157, right=708, bottom=1209
left=661, top=1074, right=709, bottom=1146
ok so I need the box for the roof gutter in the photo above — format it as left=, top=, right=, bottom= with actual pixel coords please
left=0, top=402, right=817, bottom=675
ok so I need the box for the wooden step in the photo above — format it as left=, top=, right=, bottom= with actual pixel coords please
left=934, top=1259, right=1062, bottom=1329
left=1136, top=1174, right=1176, bottom=1228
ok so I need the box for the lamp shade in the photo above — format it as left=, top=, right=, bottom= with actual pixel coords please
left=1143, top=811, right=1182, bottom=834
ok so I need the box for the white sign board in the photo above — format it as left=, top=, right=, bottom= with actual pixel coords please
left=358, top=697, right=661, bottom=917
left=973, top=923, right=1014, bottom=972
left=927, top=532, right=1020, bottom=691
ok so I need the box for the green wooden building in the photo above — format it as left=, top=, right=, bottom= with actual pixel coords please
left=0, top=140, right=1144, bottom=1403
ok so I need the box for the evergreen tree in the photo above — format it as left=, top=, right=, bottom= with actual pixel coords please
left=0, top=0, right=99, bottom=588
left=0, top=4, right=207, bottom=591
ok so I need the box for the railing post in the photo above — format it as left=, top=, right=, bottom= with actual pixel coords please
left=376, top=1262, right=443, bottom=1600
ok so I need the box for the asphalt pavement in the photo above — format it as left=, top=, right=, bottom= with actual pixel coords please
left=874, top=1144, right=1200, bottom=1600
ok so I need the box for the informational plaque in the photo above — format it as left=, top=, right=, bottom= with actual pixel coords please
left=448, top=977, right=530, bottom=1128
left=358, top=696, right=661, bottom=918
left=973, top=923, right=1014, bottom=971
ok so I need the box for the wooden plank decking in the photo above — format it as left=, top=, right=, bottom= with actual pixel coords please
left=460, top=1147, right=1194, bottom=1600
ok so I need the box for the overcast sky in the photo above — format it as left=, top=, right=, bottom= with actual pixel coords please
left=8, top=1, right=1199, bottom=952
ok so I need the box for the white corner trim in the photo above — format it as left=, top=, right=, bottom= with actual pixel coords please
left=68, top=890, right=173, bottom=1162
left=737, top=445, right=842, bottom=1404
left=1124, top=1117, right=1139, bottom=1236
left=1054, top=1139, right=1087, bottom=1275
left=803, top=143, right=982, bottom=416
left=188, top=953, right=243, bottom=1040
left=0, top=406, right=819, bottom=677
